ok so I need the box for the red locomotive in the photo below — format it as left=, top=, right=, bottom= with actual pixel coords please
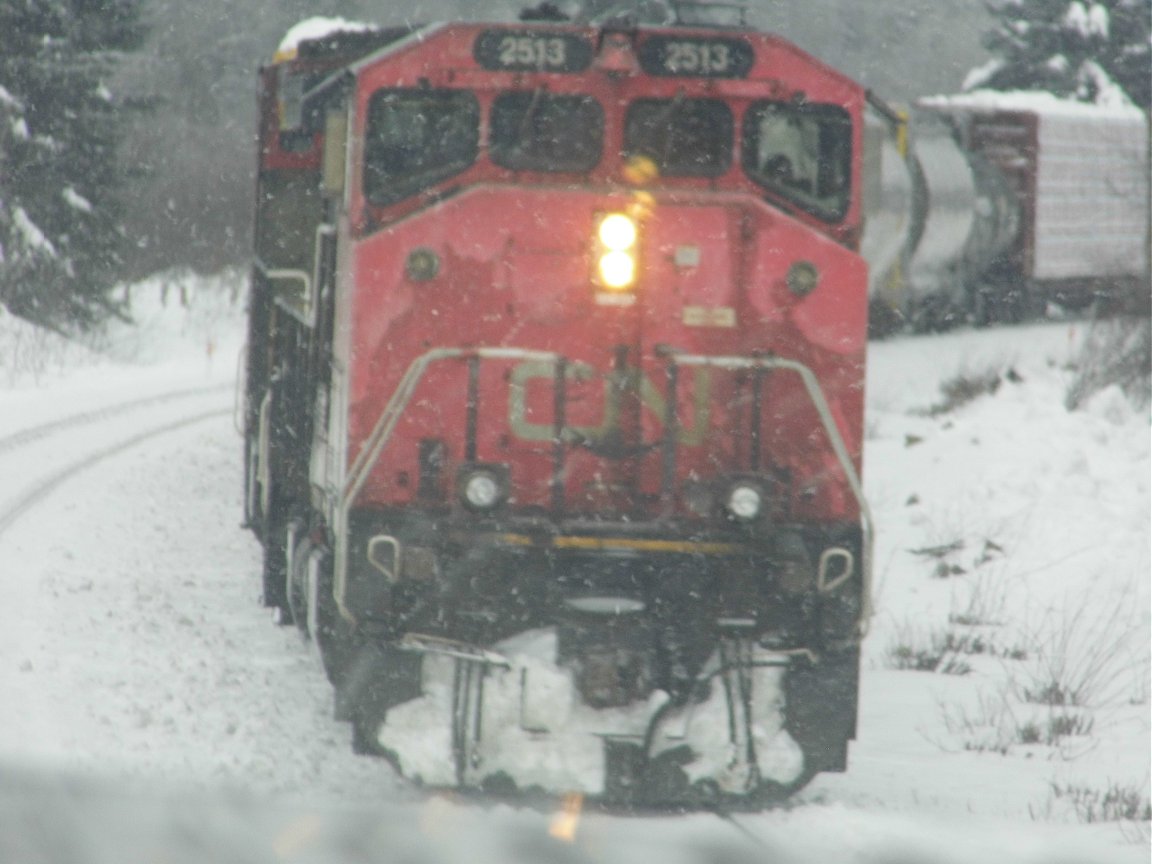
left=243, top=7, right=872, bottom=805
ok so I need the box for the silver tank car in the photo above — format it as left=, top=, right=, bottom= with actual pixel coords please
left=862, top=102, right=1019, bottom=332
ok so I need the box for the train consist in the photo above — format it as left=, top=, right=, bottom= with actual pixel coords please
left=862, top=91, right=1148, bottom=333
left=243, top=9, right=872, bottom=805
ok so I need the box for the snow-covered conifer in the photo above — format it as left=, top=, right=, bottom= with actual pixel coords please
left=0, top=0, right=147, bottom=330
left=971, top=0, right=1150, bottom=108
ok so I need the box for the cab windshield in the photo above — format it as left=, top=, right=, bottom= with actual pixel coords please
left=624, top=97, right=733, bottom=177
left=490, top=91, right=603, bottom=173
left=742, top=101, right=852, bottom=221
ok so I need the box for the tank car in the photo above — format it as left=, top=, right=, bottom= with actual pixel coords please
left=863, top=92, right=1148, bottom=333
left=243, top=8, right=872, bottom=806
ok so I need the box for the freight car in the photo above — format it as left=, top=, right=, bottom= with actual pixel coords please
left=243, top=7, right=872, bottom=806
left=863, top=91, right=1149, bottom=333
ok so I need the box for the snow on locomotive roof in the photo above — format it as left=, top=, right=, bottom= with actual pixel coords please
left=919, top=88, right=1145, bottom=122
left=276, top=16, right=375, bottom=58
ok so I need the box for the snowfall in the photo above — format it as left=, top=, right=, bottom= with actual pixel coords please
left=0, top=270, right=1147, bottom=863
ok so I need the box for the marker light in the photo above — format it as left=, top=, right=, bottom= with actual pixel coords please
left=463, top=472, right=500, bottom=509
left=595, top=213, right=639, bottom=290
left=458, top=465, right=509, bottom=511
left=786, top=260, right=820, bottom=297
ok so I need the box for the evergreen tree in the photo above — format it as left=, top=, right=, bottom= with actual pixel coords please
left=0, top=0, right=147, bottom=331
left=970, top=0, right=1151, bottom=109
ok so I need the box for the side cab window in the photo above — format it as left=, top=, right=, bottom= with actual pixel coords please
left=743, top=102, right=852, bottom=221
left=363, top=89, right=479, bottom=206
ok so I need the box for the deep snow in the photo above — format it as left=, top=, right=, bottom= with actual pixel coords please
left=0, top=272, right=1147, bottom=862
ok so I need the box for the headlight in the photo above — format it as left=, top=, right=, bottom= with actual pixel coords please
left=726, top=482, right=764, bottom=521
left=457, top=465, right=509, bottom=511
left=594, top=212, right=638, bottom=291
left=598, top=250, right=636, bottom=289
left=598, top=213, right=637, bottom=251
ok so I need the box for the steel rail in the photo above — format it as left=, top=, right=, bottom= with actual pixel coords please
left=0, top=409, right=231, bottom=539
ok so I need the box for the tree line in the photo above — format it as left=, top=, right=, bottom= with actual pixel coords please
left=1, top=0, right=1147, bottom=331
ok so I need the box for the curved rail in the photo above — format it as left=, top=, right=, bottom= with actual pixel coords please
left=0, top=409, right=231, bottom=539
left=0, top=384, right=233, bottom=457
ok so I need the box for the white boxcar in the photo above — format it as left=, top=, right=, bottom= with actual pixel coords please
left=920, top=91, right=1149, bottom=308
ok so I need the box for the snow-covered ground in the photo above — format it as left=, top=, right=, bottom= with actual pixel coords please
left=0, top=273, right=1147, bottom=862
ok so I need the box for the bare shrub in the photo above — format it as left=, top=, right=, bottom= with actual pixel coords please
left=938, top=687, right=1018, bottom=754
left=1065, top=316, right=1152, bottom=411
left=1012, top=596, right=1140, bottom=709
left=949, top=568, right=1011, bottom=627
left=0, top=309, right=83, bottom=386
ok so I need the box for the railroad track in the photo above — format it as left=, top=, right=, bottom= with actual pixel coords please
left=0, top=383, right=232, bottom=456
left=0, top=387, right=233, bottom=539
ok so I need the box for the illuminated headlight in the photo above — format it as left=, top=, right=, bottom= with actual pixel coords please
left=726, top=482, right=764, bottom=521
left=598, top=213, right=637, bottom=250
left=458, top=465, right=508, bottom=511
left=595, top=213, right=638, bottom=290
left=598, top=250, right=636, bottom=288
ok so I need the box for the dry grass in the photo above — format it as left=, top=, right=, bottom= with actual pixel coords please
left=885, top=622, right=974, bottom=676
left=1032, top=780, right=1152, bottom=824
left=919, top=363, right=1007, bottom=417
left=1065, top=316, right=1152, bottom=411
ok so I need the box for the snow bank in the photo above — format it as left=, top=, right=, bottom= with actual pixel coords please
left=95, top=268, right=246, bottom=366
left=836, top=320, right=1151, bottom=852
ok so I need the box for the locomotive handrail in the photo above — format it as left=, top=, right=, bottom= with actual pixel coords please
left=255, top=263, right=310, bottom=314
left=661, top=352, right=874, bottom=637
left=255, top=224, right=335, bottom=329
left=334, top=346, right=564, bottom=623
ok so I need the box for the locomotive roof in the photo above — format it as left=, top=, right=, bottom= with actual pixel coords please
left=333, top=20, right=863, bottom=96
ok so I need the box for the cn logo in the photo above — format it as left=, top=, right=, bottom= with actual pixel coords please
left=507, top=360, right=712, bottom=446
